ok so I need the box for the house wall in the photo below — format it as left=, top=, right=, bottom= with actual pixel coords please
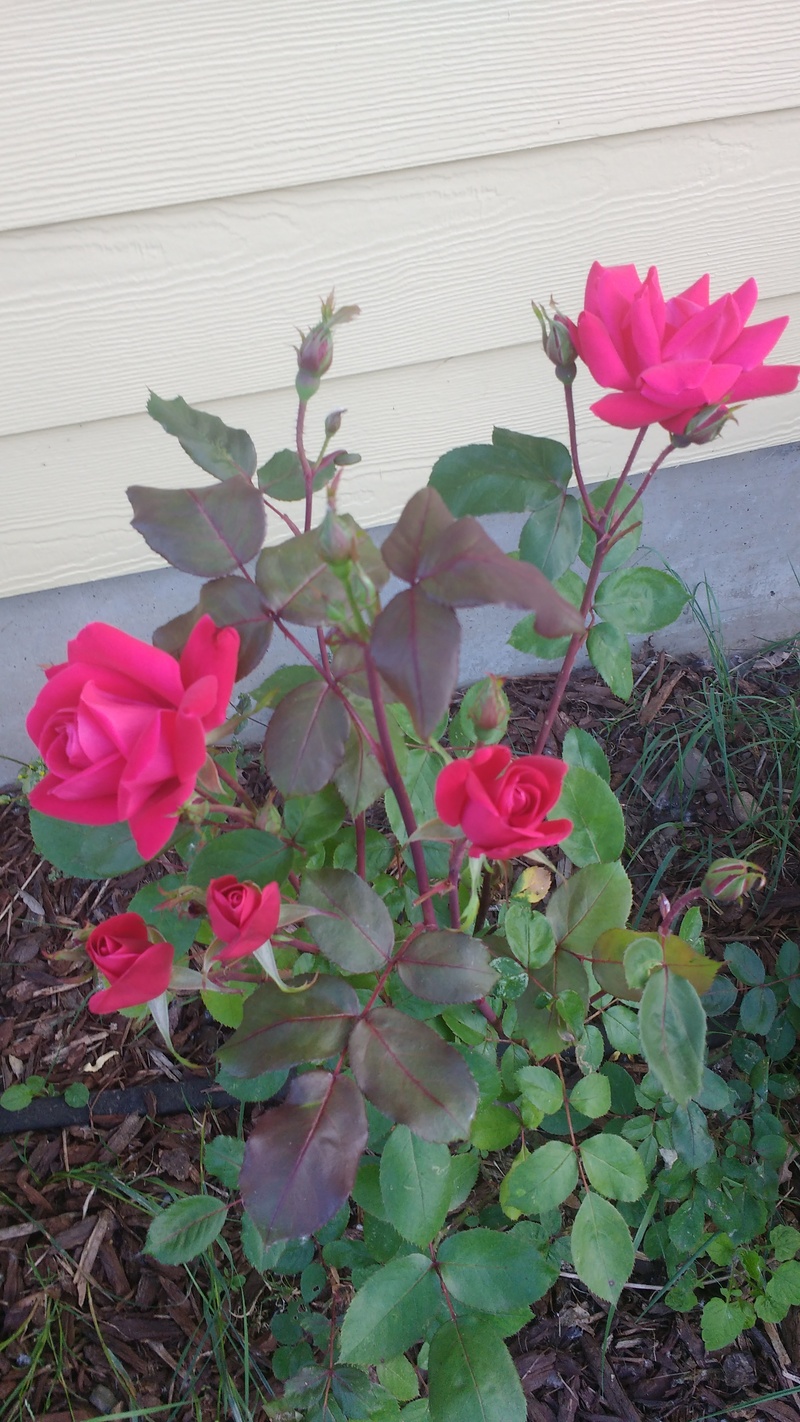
left=1, top=1, right=799, bottom=600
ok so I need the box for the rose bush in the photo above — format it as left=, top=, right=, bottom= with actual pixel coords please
left=207, top=876, right=282, bottom=962
left=85, top=912, right=174, bottom=1014
left=26, top=614, right=239, bottom=859
left=570, top=260, right=800, bottom=432
left=435, top=746, right=572, bottom=858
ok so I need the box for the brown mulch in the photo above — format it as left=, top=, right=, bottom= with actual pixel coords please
left=1, top=651, right=799, bottom=1419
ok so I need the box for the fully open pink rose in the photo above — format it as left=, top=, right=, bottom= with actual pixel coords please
left=86, top=912, right=174, bottom=1013
left=207, top=876, right=282, bottom=962
left=569, top=262, right=800, bottom=433
left=435, top=746, right=572, bottom=859
left=27, top=616, right=239, bottom=860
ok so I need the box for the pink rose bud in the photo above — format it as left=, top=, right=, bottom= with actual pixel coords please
left=85, top=913, right=174, bottom=1014
left=670, top=404, right=736, bottom=448
left=569, top=261, right=800, bottom=434
left=319, top=509, right=359, bottom=565
left=26, top=615, right=239, bottom=861
left=324, top=408, right=345, bottom=437
left=701, top=858, right=765, bottom=903
left=207, top=876, right=282, bottom=963
left=434, top=746, right=572, bottom=860
left=460, top=675, right=510, bottom=743
left=532, top=302, right=577, bottom=385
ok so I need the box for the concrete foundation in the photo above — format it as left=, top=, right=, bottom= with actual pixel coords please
left=2, top=441, right=798, bottom=770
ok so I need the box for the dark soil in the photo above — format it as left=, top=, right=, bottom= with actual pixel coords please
left=1, top=651, right=799, bottom=1421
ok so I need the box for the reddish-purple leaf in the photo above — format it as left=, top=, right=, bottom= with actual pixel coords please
left=256, top=518, right=387, bottom=626
left=370, top=589, right=460, bottom=740
left=153, top=575, right=273, bottom=680
left=128, top=477, right=265, bottom=576
left=349, top=1008, right=478, bottom=1142
left=147, top=392, right=257, bottom=482
left=303, top=868, right=394, bottom=972
left=240, top=1071, right=368, bottom=1242
left=263, top=679, right=350, bottom=796
left=397, top=929, right=498, bottom=1003
left=217, top=976, right=359, bottom=1076
left=419, top=517, right=585, bottom=637
left=380, top=487, right=456, bottom=583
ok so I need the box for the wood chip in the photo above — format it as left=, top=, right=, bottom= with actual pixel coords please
left=74, top=1209, right=112, bottom=1306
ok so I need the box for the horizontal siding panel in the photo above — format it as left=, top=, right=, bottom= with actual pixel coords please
left=2, top=0, right=800, bottom=230
left=2, top=109, right=799, bottom=439
left=2, top=306, right=798, bottom=598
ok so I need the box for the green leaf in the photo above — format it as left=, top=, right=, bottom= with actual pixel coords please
left=263, top=678, right=350, bottom=797
left=204, top=1136, right=245, bottom=1190
left=554, top=766, right=625, bottom=866
left=740, top=986, right=777, bottom=1035
left=0, top=1084, right=34, bottom=1112
left=349, top=1010, right=479, bottom=1143
left=378, top=1356, right=420, bottom=1403
left=379, top=1126, right=453, bottom=1247
left=587, top=623, right=633, bottom=700
left=428, top=1318, right=526, bottom=1422
left=438, top=1226, right=555, bottom=1312
left=218, top=977, right=360, bottom=1077
left=771, top=1226, right=800, bottom=1262
left=763, top=1260, right=800, bottom=1312
left=701, top=1297, right=755, bottom=1350
left=671, top=1102, right=715, bottom=1168
left=257, top=448, right=332, bottom=501
left=578, top=479, right=643, bottom=572
left=639, top=970, right=706, bottom=1105
left=335, top=718, right=388, bottom=817
left=331, top=1368, right=401, bottom=1421
left=201, top=988, right=244, bottom=1029
left=282, top=785, right=346, bottom=849
left=518, top=494, right=583, bottom=582
left=188, top=827, right=292, bottom=888
left=397, top=930, right=498, bottom=1003
left=215, top=1063, right=287, bottom=1104
left=500, top=1141, right=578, bottom=1217
left=147, top=392, right=257, bottom=481
left=144, top=1195, right=227, bottom=1266
left=562, top=727, right=611, bottom=784
left=128, top=877, right=199, bottom=957
left=724, top=941, right=766, bottom=985
left=128, top=477, right=265, bottom=576
left=570, top=1193, right=634, bottom=1303
left=240, top=1071, right=368, bottom=1243
left=430, top=436, right=570, bottom=517
left=303, top=868, right=394, bottom=973
left=508, top=569, right=584, bottom=660
left=64, top=1082, right=90, bottom=1109
left=514, top=949, right=589, bottom=1059
left=514, top=1066, right=563, bottom=1118
left=338, top=1255, right=440, bottom=1364
left=569, top=1074, right=611, bottom=1120
left=546, top=861, right=632, bottom=955
left=29, top=811, right=145, bottom=876
left=469, top=1104, right=520, bottom=1151
left=602, top=1004, right=640, bottom=1055
left=503, top=905, right=556, bottom=970
left=579, top=1135, right=647, bottom=1200
left=594, top=567, right=688, bottom=634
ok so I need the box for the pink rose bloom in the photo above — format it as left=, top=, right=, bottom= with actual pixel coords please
left=207, top=876, right=282, bottom=962
left=435, top=746, right=572, bottom=859
left=85, top=912, right=174, bottom=1014
left=27, top=616, right=239, bottom=860
left=570, top=261, right=800, bottom=433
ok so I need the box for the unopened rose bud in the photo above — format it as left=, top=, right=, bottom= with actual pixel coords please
left=319, top=509, right=359, bottom=565
left=701, top=858, right=765, bottom=903
left=459, top=675, right=510, bottom=744
left=671, top=404, right=736, bottom=448
left=325, top=408, right=345, bottom=437
left=532, top=301, right=577, bottom=386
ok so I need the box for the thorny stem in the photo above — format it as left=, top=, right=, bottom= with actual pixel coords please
left=195, top=795, right=254, bottom=824
left=659, top=886, right=704, bottom=939
left=554, top=1053, right=590, bottom=1192
left=271, top=617, right=382, bottom=761
left=262, top=495, right=301, bottom=538
left=297, top=399, right=316, bottom=534
left=448, top=839, right=469, bottom=930
left=364, top=650, right=437, bottom=928
left=563, top=383, right=598, bottom=527
left=533, top=436, right=671, bottom=754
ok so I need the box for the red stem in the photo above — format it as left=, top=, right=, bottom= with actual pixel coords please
left=563, top=383, right=599, bottom=528
left=355, top=813, right=367, bottom=880
left=297, top=400, right=316, bottom=534
left=448, top=839, right=468, bottom=929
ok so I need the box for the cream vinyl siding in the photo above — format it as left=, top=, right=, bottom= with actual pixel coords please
left=1, top=2, right=799, bottom=597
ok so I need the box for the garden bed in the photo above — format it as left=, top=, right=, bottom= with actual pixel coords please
left=1, top=646, right=799, bottom=1422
